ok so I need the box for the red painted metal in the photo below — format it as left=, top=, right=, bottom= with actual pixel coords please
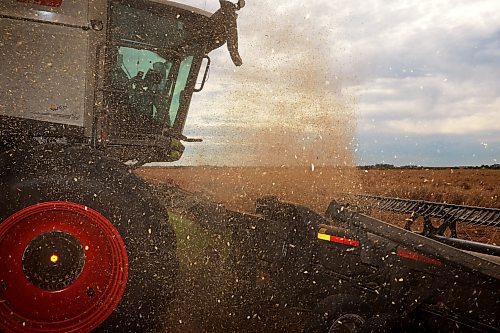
left=0, top=202, right=128, bottom=333
left=329, top=235, right=360, bottom=247
left=397, top=248, right=442, bottom=267
left=17, top=0, right=64, bottom=7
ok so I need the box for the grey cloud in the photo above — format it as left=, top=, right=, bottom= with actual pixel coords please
left=178, top=0, right=500, bottom=166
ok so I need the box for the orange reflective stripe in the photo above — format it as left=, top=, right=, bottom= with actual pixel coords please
left=329, top=235, right=360, bottom=247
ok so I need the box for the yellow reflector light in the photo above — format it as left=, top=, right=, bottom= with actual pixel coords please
left=50, top=254, right=59, bottom=263
left=317, top=233, right=330, bottom=241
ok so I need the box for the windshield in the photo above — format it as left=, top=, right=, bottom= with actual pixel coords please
left=105, top=2, right=197, bottom=134
left=115, top=47, right=174, bottom=123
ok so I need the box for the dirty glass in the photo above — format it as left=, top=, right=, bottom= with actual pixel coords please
left=110, top=3, right=186, bottom=49
left=112, top=46, right=174, bottom=122
left=168, top=55, right=193, bottom=127
left=106, top=3, right=192, bottom=130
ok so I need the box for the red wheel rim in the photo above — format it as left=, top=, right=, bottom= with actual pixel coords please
left=0, top=202, right=129, bottom=333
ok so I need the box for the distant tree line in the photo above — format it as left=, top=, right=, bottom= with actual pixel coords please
left=358, top=164, right=500, bottom=170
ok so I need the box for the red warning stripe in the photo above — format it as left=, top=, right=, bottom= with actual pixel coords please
left=397, top=248, right=442, bottom=267
left=317, top=232, right=360, bottom=247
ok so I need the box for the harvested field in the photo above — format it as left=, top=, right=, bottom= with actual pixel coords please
left=138, top=166, right=360, bottom=213
left=357, top=168, right=499, bottom=209
left=138, top=166, right=500, bottom=244
left=138, top=166, right=499, bottom=210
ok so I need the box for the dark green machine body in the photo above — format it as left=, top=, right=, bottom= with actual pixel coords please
left=166, top=190, right=500, bottom=332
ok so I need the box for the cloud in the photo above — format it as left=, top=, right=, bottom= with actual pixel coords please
left=385, top=111, right=500, bottom=135
left=172, top=0, right=500, bottom=166
left=355, top=77, right=500, bottom=135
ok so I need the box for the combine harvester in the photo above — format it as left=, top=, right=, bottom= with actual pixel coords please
left=319, top=195, right=500, bottom=332
left=1, top=0, right=498, bottom=332
left=343, top=194, right=500, bottom=256
left=0, top=0, right=244, bottom=331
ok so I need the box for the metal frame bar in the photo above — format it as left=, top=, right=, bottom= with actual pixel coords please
left=347, top=194, right=500, bottom=231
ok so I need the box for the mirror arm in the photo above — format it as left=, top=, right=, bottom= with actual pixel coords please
left=194, top=55, right=211, bottom=92
left=176, top=134, right=203, bottom=142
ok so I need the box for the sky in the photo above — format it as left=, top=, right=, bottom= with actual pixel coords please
left=168, top=0, right=500, bottom=167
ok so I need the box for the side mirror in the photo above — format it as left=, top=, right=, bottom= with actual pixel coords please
left=223, top=1, right=243, bottom=66
left=194, top=55, right=211, bottom=92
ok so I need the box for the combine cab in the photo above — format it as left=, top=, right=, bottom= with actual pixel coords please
left=0, top=0, right=243, bottom=331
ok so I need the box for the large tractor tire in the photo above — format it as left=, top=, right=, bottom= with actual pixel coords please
left=0, top=145, right=177, bottom=333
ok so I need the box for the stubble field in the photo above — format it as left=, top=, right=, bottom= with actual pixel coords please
left=138, top=166, right=500, bottom=245
left=138, top=166, right=500, bottom=211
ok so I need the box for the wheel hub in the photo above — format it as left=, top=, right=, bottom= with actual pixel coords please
left=22, top=231, right=86, bottom=291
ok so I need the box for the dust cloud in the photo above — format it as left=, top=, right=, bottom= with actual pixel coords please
left=189, top=1, right=358, bottom=169
left=153, top=2, right=364, bottom=213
